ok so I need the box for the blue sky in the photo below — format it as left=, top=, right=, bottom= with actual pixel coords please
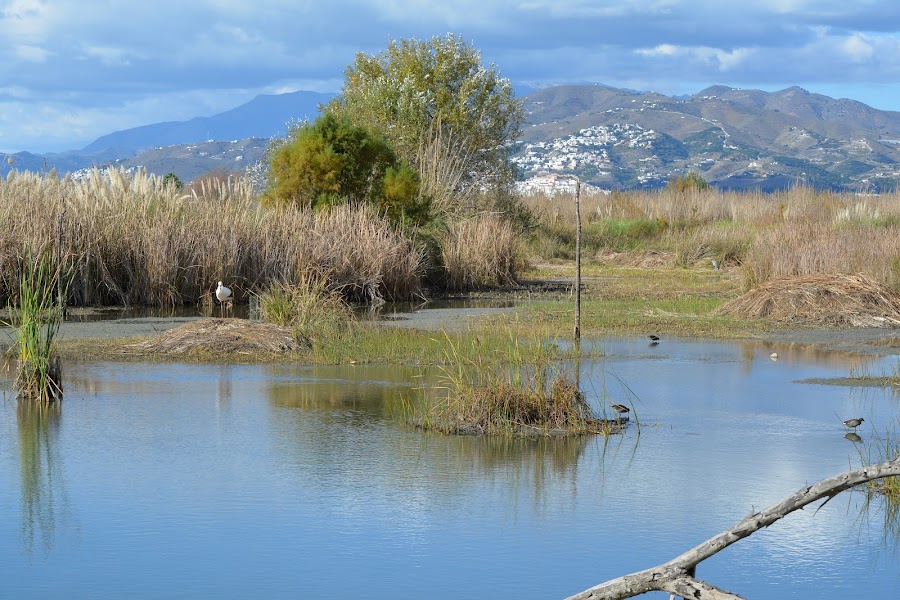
left=3, top=0, right=900, bottom=153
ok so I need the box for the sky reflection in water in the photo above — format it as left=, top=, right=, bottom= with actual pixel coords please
left=1, top=337, right=899, bottom=599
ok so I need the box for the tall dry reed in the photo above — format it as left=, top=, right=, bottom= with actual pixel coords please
left=524, top=184, right=900, bottom=288
left=441, top=214, right=520, bottom=290
left=0, top=169, right=423, bottom=306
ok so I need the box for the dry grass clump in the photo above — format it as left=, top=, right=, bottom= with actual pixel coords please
left=258, top=274, right=355, bottom=343
left=0, top=169, right=423, bottom=307
left=441, top=213, right=521, bottom=290
left=717, top=273, right=900, bottom=327
left=128, top=319, right=305, bottom=357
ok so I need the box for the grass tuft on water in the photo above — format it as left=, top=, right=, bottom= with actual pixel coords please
left=6, top=245, right=68, bottom=402
left=410, top=334, right=620, bottom=437
left=865, top=433, right=900, bottom=504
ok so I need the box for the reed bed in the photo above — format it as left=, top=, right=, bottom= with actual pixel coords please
left=742, top=222, right=900, bottom=290
left=0, top=169, right=423, bottom=306
left=523, top=185, right=900, bottom=289
left=441, top=213, right=521, bottom=290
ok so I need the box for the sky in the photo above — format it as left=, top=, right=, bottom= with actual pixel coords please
left=3, top=0, right=900, bottom=153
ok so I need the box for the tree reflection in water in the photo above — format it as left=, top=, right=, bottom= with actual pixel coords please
left=17, top=400, right=70, bottom=556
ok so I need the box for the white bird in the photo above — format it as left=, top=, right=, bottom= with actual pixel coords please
left=216, top=281, right=232, bottom=318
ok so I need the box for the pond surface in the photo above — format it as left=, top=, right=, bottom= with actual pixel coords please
left=2, top=336, right=899, bottom=599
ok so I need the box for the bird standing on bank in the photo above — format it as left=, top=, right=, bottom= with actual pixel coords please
left=216, top=281, right=232, bottom=318
left=842, top=417, right=864, bottom=431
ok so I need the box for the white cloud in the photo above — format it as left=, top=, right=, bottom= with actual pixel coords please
left=636, top=44, right=754, bottom=71
left=15, top=44, right=51, bottom=62
left=637, top=44, right=679, bottom=57
left=841, top=34, right=875, bottom=62
left=81, top=45, right=139, bottom=67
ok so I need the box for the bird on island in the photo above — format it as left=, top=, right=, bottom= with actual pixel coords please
left=610, top=403, right=631, bottom=418
left=842, top=418, right=864, bottom=431
left=216, top=281, right=232, bottom=318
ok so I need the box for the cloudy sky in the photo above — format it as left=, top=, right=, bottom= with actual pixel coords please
left=3, top=0, right=900, bottom=153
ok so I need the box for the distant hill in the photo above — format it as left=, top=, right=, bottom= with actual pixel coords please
left=1, top=90, right=334, bottom=180
left=68, top=138, right=272, bottom=184
left=515, top=84, right=900, bottom=191
left=5, top=84, right=900, bottom=191
left=81, top=90, right=333, bottom=155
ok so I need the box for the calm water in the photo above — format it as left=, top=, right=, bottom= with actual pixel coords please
left=2, top=337, right=899, bottom=599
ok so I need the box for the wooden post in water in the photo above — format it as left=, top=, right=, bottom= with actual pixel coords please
left=574, top=178, right=582, bottom=344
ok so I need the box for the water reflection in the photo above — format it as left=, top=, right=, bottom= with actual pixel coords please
left=737, top=340, right=878, bottom=371
left=17, top=401, right=71, bottom=556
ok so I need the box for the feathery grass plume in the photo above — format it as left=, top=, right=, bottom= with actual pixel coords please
left=0, top=169, right=423, bottom=307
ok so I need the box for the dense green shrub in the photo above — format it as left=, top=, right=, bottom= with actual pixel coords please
left=265, top=113, right=427, bottom=224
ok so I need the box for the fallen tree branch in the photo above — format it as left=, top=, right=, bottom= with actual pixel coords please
left=567, top=456, right=900, bottom=600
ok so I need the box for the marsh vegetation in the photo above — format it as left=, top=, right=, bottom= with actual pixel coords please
left=5, top=244, right=69, bottom=402
left=410, top=335, right=616, bottom=436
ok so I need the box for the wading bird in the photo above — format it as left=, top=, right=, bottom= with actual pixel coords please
left=216, top=281, right=232, bottom=318
left=842, top=417, right=864, bottom=431
left=610, top=403, right=631, bottom=418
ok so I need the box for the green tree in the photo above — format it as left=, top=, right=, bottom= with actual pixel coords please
left=667, top=171, right=710, bottom=193
left=163, top=172, right=183, bottom=189
left=330, top=34, right=524, bottom=200
left=265, top=113, right=425, bottom=223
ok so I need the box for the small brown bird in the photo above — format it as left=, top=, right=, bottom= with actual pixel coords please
left=648, top=335, right=660, bottom=342
left=611, top=403, right=631, bottom=417
left=842, top=418, right=864, bottom=430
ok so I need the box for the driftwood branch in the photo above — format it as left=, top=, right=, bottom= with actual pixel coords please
left=567, top=456, right=900, bottom=600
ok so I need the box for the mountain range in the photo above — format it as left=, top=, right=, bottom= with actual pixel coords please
left=515, top=84, right=900, bottom=191
left=1, top=90, right=333, bottom=182
left=4, top=85, right=900, bottom=192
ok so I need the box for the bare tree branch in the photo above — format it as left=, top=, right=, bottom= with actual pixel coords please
left=660, top=576, right=745, bottom=600
left=566, top=456, right=900, bottom=600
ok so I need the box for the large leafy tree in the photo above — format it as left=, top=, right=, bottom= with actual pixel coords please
left=264, top=113, right=426, bottom=224
left=330, top=34, right=524, bottom=203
